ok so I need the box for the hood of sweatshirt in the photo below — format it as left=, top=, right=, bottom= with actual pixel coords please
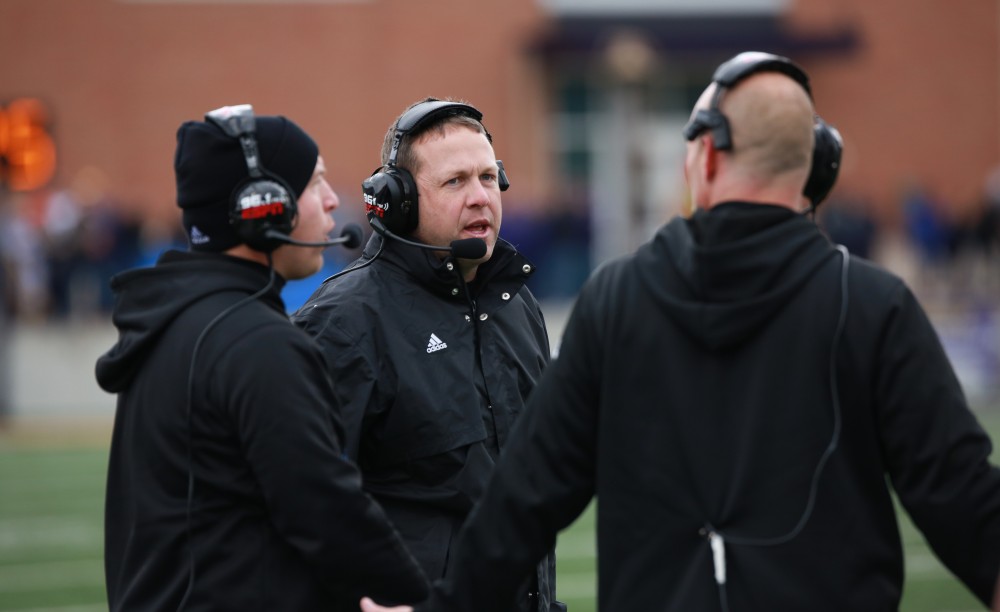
left=635, top=201, right=838, bottom=350
left=95, top=250, right=285, bottom=393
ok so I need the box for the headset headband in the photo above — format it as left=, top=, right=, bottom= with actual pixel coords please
left=387, top=101, right=489, bottom=167
left=206, top=104, right=264, bottom=178
left=683, top=52, right=812, bottom=148
left=711, top=52, right=812, bottom=95
left=203, top=104, right=299, bottom=252
left=363, top=99, right=508, bottom=237
left=681, top=51, right=843, bottom=208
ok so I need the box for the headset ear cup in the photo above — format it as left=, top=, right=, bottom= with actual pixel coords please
left=390, top=166, right=418, bottom=234
left=362, top=167, right=419, bottom=236
left=804, top=118, right=843, bottom=209
left=229, top=175, right=297, bottom=252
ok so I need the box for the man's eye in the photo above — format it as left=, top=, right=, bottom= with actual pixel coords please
left=482, top=174, right=496, bottom=182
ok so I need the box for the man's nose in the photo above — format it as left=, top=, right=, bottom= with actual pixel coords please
left=466, top=180, right=490, bottom=207
left=324, top=181, right=339, bottom=211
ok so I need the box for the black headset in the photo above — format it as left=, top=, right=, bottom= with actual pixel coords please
left=682, top=51, right=843, bottom=210
left=205, top=104, right=297, bottom=252
left=362, top=100, right=510, bottom=237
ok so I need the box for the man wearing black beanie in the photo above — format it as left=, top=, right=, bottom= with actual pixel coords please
left=95, top=105, right=428, bottom=611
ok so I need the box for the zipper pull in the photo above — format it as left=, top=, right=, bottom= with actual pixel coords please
left=709, top=530, right=726, bottom=585
left=701, top=525, right=726, bottom=586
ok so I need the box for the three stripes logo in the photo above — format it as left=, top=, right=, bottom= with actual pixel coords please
left=426, top=333, right=448, bottom=354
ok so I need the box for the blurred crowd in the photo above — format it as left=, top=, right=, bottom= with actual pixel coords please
left=2, top=166, right=999, bottom=326
left=817, top=167, right=1000, bottom=406
left=0, top=167, right=186, bottom=324
left=0, top=173, right=597, bottom=323
left=0, top=164, right=999, bottom=425
left=820, top=171, right=1000, bottom=272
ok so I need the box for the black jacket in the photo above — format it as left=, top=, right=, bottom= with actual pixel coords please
left=294, top=234, right=561, bottom=611
left=96, top=250, right=428, bottom=611
left=418, top=202, right=1000, bottom=611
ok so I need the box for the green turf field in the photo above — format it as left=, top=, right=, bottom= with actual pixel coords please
left=1, top=412, right=997, bottom=611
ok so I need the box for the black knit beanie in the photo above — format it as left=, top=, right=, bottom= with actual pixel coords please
left=174, top=114, right=319, bottom=252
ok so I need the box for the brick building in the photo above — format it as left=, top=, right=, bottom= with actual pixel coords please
left=1, top=0, right=997, bottom=268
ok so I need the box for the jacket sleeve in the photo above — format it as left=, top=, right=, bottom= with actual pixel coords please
left=293, top=308, right=381, bottom=461
left=417, top=280, right=605, bottom=612
left=218, top=321, right=428, bottom=605
left=874, top=282, right=1000, bottom=605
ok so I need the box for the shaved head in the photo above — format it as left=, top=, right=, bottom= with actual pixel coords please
left=686, top=71, right=816, bottom=210
left=715, top=72, right=814, bottom=177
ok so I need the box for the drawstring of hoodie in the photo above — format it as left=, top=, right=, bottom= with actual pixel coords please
left=698, top=245, right=849, bottom=612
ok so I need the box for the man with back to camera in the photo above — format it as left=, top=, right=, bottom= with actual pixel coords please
left=293, top=98, right=564, bottom=611
left=362, top=53, right=1000, bottom=612
left=95, top=105, right=428, bottom=611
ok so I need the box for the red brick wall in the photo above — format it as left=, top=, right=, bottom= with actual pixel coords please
left=3, top=0, right=997, bottom=229
left=0, top=0, right=552, bottom=226
left=789, top=0, right=1000, bottom=225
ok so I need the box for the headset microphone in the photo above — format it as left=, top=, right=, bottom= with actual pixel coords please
left=368, top=216, right=487, bottom=260
left=263, top=223, right=364, bottom=249
left=448, top=238, right=488, bottom=260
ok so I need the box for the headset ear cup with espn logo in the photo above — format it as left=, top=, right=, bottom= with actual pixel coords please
left=204, top=104, right=300, bottom=253
left=362, top=165, right=418, bottom=236
left=229, top=174, right=297, bottom=252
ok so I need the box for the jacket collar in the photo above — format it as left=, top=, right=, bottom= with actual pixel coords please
left=361, top=232, right=536, bottom=305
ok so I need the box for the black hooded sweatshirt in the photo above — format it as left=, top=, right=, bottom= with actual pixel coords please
left=416, top=202, right=1000, bottom=612
left=96, top=250, right=428, bottom=611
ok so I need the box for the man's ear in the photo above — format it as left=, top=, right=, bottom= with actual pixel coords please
left=702, top=135, right=718, bottom=183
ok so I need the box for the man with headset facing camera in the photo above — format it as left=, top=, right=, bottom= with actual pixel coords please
left=363, top=53, right=1000, bottom=612
left=293, top=98, right=563, bottom=612
left=95, top=105, right=428, bottom=611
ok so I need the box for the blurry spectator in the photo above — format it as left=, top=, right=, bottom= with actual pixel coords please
left=75, top=200, right=142, bottom=314
left=0, top=188, right=10, bottom=426
left=902, top=181, right=954, bottom=263
left=134, top=215, right=186, bottom=268
left=0, top=266, right=8, bottom=426
left=534, top=205, right=591, bottom=298
left=0, top=192, right=50, bottom=321
left=502, top=196, right=592, bottom=301
left=818, top=192, right=876, bottom=259
left=42, top=186, right=83, bottom=319
left=40, top=167, right=144, bottom=320
left=971, top=164, right=1000, bottom=255
left=0, top=165, right=149, bottom=322
left=68, top=167, right=142, bottom=316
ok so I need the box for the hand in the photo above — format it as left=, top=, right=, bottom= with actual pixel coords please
left=360, top=596, right=413, bottom=612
